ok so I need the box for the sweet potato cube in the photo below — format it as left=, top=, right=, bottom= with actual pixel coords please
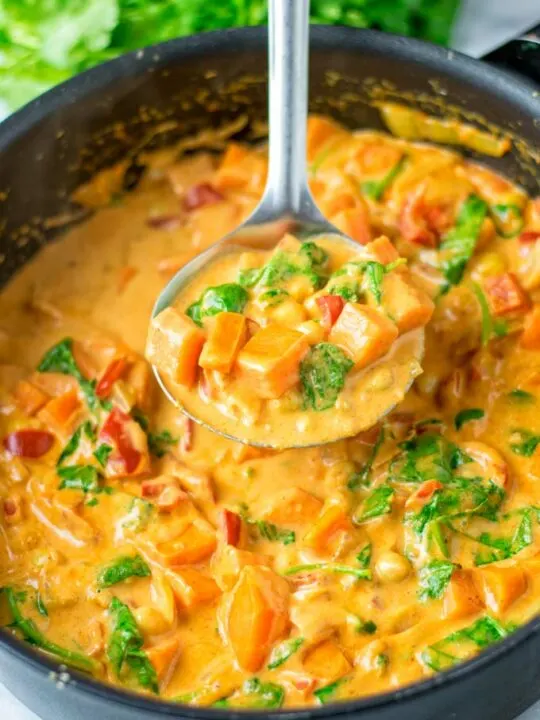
left=199, top=312, right=247, bottom=373
left=236, top=325, right=309, bottom=398
left=521, top=306, right=540, bottom=350
left=484, top=273, right=529, bottom=316
left=13, top=380, right=49, bottom=416
left=331, top=207, right=372, bottom=245
left=169, top=568, right=221, bottom=609
left=223, top=565, right=290, bottom=672
left=329, top=303, right=398, bottom=369
left=263, top=488, right=323, bottom=526
left=303, top=504, right=352, bottom=554
left=302, top=639, right=351, bottom=682
left=211, top=545, right=270, bottom=591
left=442, top=570, right=484, bottom=620
left=307, top=115, right=347, bottom=161
left=381, top=273, right=435, bottom=334
left=274, top=233, right=302, bottom=255
left=146, top=635, right=182, bottom=682
left=475, top=566, right=527, bottom=615
left=37, top=390, right=81, bottom=431
left=157, top=521, right=217, bottom=566
left=146, top=307, right=205, bottom=387
left=367, top=236, right=399, bottom=265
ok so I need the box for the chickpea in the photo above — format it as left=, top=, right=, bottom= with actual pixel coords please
left=375, top=550, right=411, bottom=583
left=269, top=298, right=307, bottom=327
left=288, top=275, right=315, bottom=302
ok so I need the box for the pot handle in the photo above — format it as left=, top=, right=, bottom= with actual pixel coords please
left=481, top=22, right=540, bottom=83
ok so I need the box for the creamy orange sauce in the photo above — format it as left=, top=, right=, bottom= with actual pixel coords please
left=0, top=114, right=540, bottom=709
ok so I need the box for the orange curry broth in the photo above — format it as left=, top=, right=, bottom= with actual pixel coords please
left=0, top=113, right=539, bottom=708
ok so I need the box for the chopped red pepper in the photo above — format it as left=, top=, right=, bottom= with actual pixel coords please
left=399, top=184, right=452, bottom=248
left=99, top=407, right=142, bottom=474
left=183, top=183, right=223, bottom=211
left=219, top=509, right=242, bottom=546
left=3, top=429, right=54, bottom=458
left=405, top=480, right=443, bottom=509
left=316, top=295, right=345, bottom=329
left=141, top=477, right=188, bottom=511
left=95, top=357, right=129, bottom=398
left=519, top=230, right=540, bottom=244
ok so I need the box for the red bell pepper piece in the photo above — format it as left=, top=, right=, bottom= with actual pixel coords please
left=99, top=407, right=141, bottom=474
left=3, top=429, right=54, bottom=458
left=519, top=230, right=540, bottom=244
left=219, top=509, right=243, bottom=546
left=95, top=357, right=129, bottom=398
left=316, top=295, right=345, bottom=329
left=184, top=183, right=223, bottom=211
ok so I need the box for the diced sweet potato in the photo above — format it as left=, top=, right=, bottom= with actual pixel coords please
left=157, top=521, right=217, bottom=566
left=146, top=635, right=182, bottom=682
left=169, top=568, right=221, bottom=609
left=199, top=312, right=247, bottom=373
left=211, top=544, right=270, bottom=591
left=331, top=207, right=372, bottom=245
left=30, top=371, right=78, bottom=397
left=263, top=488, right=323, bottom=526
left=13, top=379, right=49, bottom=416
left=303, top=504, right=352, bottom=554
left=37, top=390, right=81, bottom=432
left=307, top=115, right=347, bottom=162
left=381, top=272, right=435, bottom=333
left=222, top=565, right=290, bottom=672
left=474, top=566, right=527, bottom=615
left=146, top=307, right=205, bottom=387
left=521, top=306, right=540, bottom=350
left=484, top=273, right=529, bottom=317
left=302, top=638, right=351, bottom=682
left=367, top=236, right=399, bottom=265
left=214, top=143, right=267, bottom=194
left=236, top=325, right=309, bottom=399
left=329, top=303, right=398, bottom=369
left=442, top=570, right=484, bottom=620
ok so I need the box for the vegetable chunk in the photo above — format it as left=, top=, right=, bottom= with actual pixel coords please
left=329, top=303, right=398, bottom=369
left=483, top=273, right=529, bottom=317
left=381, top=272, right=434, bottom=333
left=475, top=567, right=527, bottom=615
left=146, top=307, right=205, bottom=387
left=442, top=570, right=484, bottom=620
left=302, top=639, right=351, bottom=682
left=199, top=312, right=247, bottom=373
left=236, top=325, right=309, bottom=398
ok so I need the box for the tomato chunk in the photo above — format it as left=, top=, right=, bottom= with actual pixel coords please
left=3, top=429, right=54, bottom=458
left=316, top=295, right=345, bottom=330
left=520, top=230, right=540, bottom=244
left=184, top=183, right=223, bottom=211
left=219, top=509, right=243, bottom=547
left=95, top=357, right=129, bottom=398
left=99, top=407, right=147, bottom=475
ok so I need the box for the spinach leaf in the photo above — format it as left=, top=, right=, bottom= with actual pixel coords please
left=238, top=267, right=264, bottom=288
left=56, top=421, right=94, bottom=467
left=97, top=555, right=151, bottom=589
left=354, top=485, right=394, bottom=524
left=258, top=288, right=289, bottom=308
left=439, top=195, right=488, bottom=288
left=361, top=155, right=406, bottom=201
left=463, top=508, right=535, bottom=566
left=94, top=443, right=113, bottom=467
left=121, top=497, right=154, bottom=533
left=508, top=389, right=535, bottom=404
left=418, top=559, right=456, bottom=601
left=107, top=597, right=158, bottom=693
left=148, top=429, right=177, bottom=458
left=240, top=505, right=295, bottom=546
left=299, top=241, right=329, bottom=271
left=362, top=261, right=386, bottom=304
left=284, top=563, right=371, bottom=581
left=300, top=342, right=354, bottom=411
left=348, top=427, right=385, bottom=490
left=356, top=543, right=372, bottom=569
left=58, top=465, right=100, bottom=493
left=314, top=678, right=346, bottom=705
left=491, top=203, right=524, bottom=239
left=509, top=429, right=540, bottom=457
left=187, top=283, right=248, bottom=326
left=217, top=678, right=285, bottom=709
left=3, top=587, right=98, bottom=673
left=38, top=337, right=99, bottom=411
left=355, top=617, right=377, bottom=634
left=454, top=408, right=484, bottom=431
left=35, top=592, right=48, bottom=617
left=267, top=637, right=304, bottom=669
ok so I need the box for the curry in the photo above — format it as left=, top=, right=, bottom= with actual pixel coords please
left=148, top=232, right=431, bottom=446
left=1, top=111, right=540, bottom=709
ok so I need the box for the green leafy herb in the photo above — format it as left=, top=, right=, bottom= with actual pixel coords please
left=355, top=618, right=377, bottom=634
left=56, top=421, right=94, bottom=467
left=354, top=485, right=394, bottom=524
left=107, top=597, right=158, bottom=693
left=131, top=407, right=149, bottom=431
left=238, top=267, right=264, bottom=288
left=267, top=637, right=304, bottom=669
left=3, top=587, right=98, bottom=672
left=38, top=338, right=101, bottom=411
left=454, top=408, right=484, bottom=431
left=217, top=678, right=285, bottom=709
left=94, top=443, right=113, bottom=467
left=362, top=261, right=386, bottom=304
left=147, top=429, right=177, bottom=458
left=348, top=427, right=385, bottom=490
left=418, top=559, right=456, bottom=601
left=239, top=505, right=295, bottom=546
left=509, top=429, right=540, bottom=457
left=58, top=465, right=100, bottom=493
left=356, top=543, right=372, bottom=569
left=361, top=155, right=406, bottom=201
left=300, top=342, right=354, bottom=411
left=439, top=195, right=488, bottom=288
left=258, top=288, right=289, bottom=307
left=35, top=593, right=48, bottom=617
left=187, top=283, right=248, bottom=326
left=459, top=508, right=535, bottom=566
left=97, top=555, right=151, bottom=589
left=121, top=497, right=154, bottom=532
left=284, top=563, right=371, bottom=581
left=314, top=678, right=346, bottom=705
left=491, top=204, right=524, bottom=238
left=299, top=241, right=329, bottom=271
left=508, top=389, right=535, bottom=404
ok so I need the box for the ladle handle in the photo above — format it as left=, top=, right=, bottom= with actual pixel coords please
left=261, top=0, right=312, bottom=217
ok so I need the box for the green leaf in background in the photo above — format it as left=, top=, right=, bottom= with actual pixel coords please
left=0, top=0, right=461, bottom=112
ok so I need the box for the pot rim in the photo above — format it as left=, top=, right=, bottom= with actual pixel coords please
left=1, top=23, right=539, bottom=717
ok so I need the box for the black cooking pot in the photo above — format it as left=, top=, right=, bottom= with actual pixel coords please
left=0, top=24, right=539, bottom=720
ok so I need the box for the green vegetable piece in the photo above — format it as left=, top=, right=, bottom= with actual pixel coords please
left=35, top=593, right=48, bottom=617
left=361, top=155, right=406, bottom=201
left=3, top=587, right=98, bottom=673
left=56, top=421, right=93, bottom=467
left=121, top=498, right=154, bottom=533
left=94, top=443, right=113, bottom=467
left=299, top=241, right=329, bottom=271
left=58, top=465, right=100, bottom=493
left=354, top=485, right=394, bottom=524
left=97, top=555, right=151, bottom=589
left=439, top=195, right=488, bottom=288
left=148, top=429, right=177, bottom=458
left=356, top=543, right=372, bottom=569
left=348, top=428, right=385, bottom=490
left=418, top=559, right=456, bottom=601
left=187, top=283, right=248, bottom=327
left=267, top=636, right=304, bottom=669
left=362, top=261, right=386, bottom=304
left=491, top=203, right=524, bottom=238
left=258, top=288, right=289, bottom=308
left=454, top=408, right=484, bottom=431
left=239, top=505, right=295, bottom=546
left=284, top=563, right=371, bottom=580
left=238, top=267, right=264, bottom=288
left=38, top=338, right=99, bottom=411
left=300, top=342, right=354, bottom=411
left=229, top=678, right=285, bottom=708
left=508, top=389, right=535, bottom=404
left=314, top=678, right=346, bottom=705
left=468, top=508, right=535, bottom=566
left=355, top=618, right=377, bottom=634
left=131, top=407, right=149, bottom=431
left=107, top=596, right=158, bottom=693
left=509, top=429, right=540, bottom=457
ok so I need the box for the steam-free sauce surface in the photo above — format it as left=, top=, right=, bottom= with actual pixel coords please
left=1, top=112, right=540, bottom=708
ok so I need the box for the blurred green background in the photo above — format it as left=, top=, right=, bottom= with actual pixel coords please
left=0, top=0, right=461, bottom=112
